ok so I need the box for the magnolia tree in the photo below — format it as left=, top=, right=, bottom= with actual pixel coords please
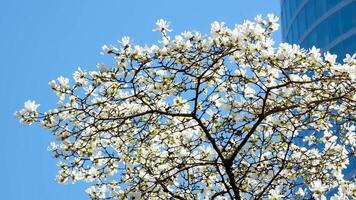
left=16, top=14, right=356, bottom=199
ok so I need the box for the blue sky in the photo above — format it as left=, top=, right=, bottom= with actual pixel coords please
left=0, top=1, right=280, bottom=199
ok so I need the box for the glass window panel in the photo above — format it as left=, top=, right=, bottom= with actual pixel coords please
left=291, top=0, right=297, bottom=12
left=330, top=42, right=343, bottom=60
left=328, top=11, right=341, bottom=41
left=308, top=29, right=318, bottom=48
left=287, top=32, right=291, bottom=43
left=340, top=3, right=354, bottom=33
left=291, top=26, right=295, bottom=43
left=296, top=22, right=300, bottom=43
left=296, top=0, right=303, bottom=5
left=282, top=2, right=286, bottom=27
left=306, top=0, right=316, bottom=28
left=342, top=34, right=356, bottom=55
left=350, top=2, right=356, bottom=29
left=281, top=11, right=285, bottom=36
left=298, top=7, right=307, bottom=38
left=292, top=22, right=299, bottom=42
left=317, top=20, right=329, bottom=48
left=286, top=0, right=291, bottom=21
left=301, top=38, right=308, bottom=49
left=315, top=1, right=327, bottom=19
left=327, top=0, right=341, bottom=10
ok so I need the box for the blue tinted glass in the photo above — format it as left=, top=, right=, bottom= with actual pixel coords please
left=330, top=42, right=344, bottom=59
left=342, top=34, right=356, bottom=55
left=315, top=1, right=327, bottom=18
left=282, top=2, right=286, bottom=29
left=281, top=11, right=285, bottom=36
left=298, top=7, right=307, bottom=38
left=306, top=0, right=316, bottom=28
left=286, top=0, right=291, bottom=20
left=308, top=30, right=318, bottom=47
left=291, top=26, right=295, bottom=43
left=291, top=0, right=297, bottom=12
left=353, top=2, right=356, bottom=27
left=317, top=20, right=329, bottom=47
left=340, top=3, right=354, bottom=33
left=301, top=38, right=308, bottom=49
left=292, top=22, right=299, bottom=42
left=328, top=11, right=341, bottom=41
left=287, top=32, right=292, bottom=43
left=327, top=0, right=341, bottom=10
left=295, top=22, right=299, bottom=42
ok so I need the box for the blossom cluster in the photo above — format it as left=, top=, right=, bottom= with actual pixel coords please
left=17, top=15, right=356, bottom=199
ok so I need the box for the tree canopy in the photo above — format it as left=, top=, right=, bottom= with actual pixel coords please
left=16, top=15, right=356, bottom=199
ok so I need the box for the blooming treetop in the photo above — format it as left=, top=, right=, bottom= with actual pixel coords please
left=16, top=15, right=356, bottom=199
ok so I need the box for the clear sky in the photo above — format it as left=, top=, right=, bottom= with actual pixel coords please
left=0, top=1, right=280, bottom=199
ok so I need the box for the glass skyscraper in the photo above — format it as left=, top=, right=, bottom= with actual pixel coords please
left=281, top=0, right=356, bottom=59
left=281, top=0, right=356, bottom=178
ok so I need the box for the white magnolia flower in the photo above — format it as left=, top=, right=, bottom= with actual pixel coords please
left=289, top=74, right=300, bottom=82
left=331, top=63, right=356, bottom=80
left=120, top=36, right=131, bottom=48
left=128, top=191, right=142, bottom=199
left=296, top=188, right=305, bottom=196
left=310, top=180, right=328, bottom=194
left=324, top=52, right=337, bottom=64
left=153, top=19, right=172, bottom=32
left=85, top=186, right=104, bottom=198
left=57, top=76, right=69, bottom=87
left=267, top=13, right=279, bottom=23
left=48, top=80, right=57, bottom=88
left=97, top=63, right=108, bottom=72
left=244, top=85, right=256, bottom=98
left=343, top=53, right=356, bottom=64
left=211, top=21, right=225, bottom=34
left=345, top=124, right=356, bottom=145
left=322, top=130, right=337, bottom=143
left=102, top=44, right=113, bottom=54
left=309, top=46, right=321, bottom=61
left=268, top=187, right=283, bottom=200
left=303, top=135, right=316, bottom=146
left=181, top=31, right=193, bottom=39
left=24, top=100, right=40, bottom=113
left=73, top=67, right=87, bottom=85
left=255, top=14, right=266, bottom=24
left=266, top=13, right=279, bottom=30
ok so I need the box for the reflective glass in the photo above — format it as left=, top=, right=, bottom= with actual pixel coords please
left=317, top=20, right=329, bottom=47
left=306, top=0, right=316, bottom=28
left=282, top=0, right=356, bottom=61
left=295, top=22, right=300, bottom=42
left=287, top=32, right=292, bottom=43
left=327, top=0, right=342, bottom=10
left=291, top=23, right=298, bottom=44
left=353, top=2, right=356, bottom=26
left=328, top=11, right=341, bottom=41
left=298, top=7, right=307, bottom=38
left=286, top=0, right=291, bottom=21
left=308, top=29, right=318, bottom=47
left=301, top=37, right=308, bottom=48
left=281, top=11, right=286, bottom=37
left=315, top=1, right=327, bottom=19
left=292, top=22, right=299, bottom=42
left=330, top=42, right=344, bottom=57
left=291, top=0, right=297, bottom=12
left=342, top=34, right=356, bottom=55
left=340, top=2, right=355, bottom=33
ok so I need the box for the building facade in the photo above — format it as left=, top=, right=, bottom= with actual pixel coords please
left=281, top=0, right=356, bottom=59
left=281, top=0, right=356, bottom=178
